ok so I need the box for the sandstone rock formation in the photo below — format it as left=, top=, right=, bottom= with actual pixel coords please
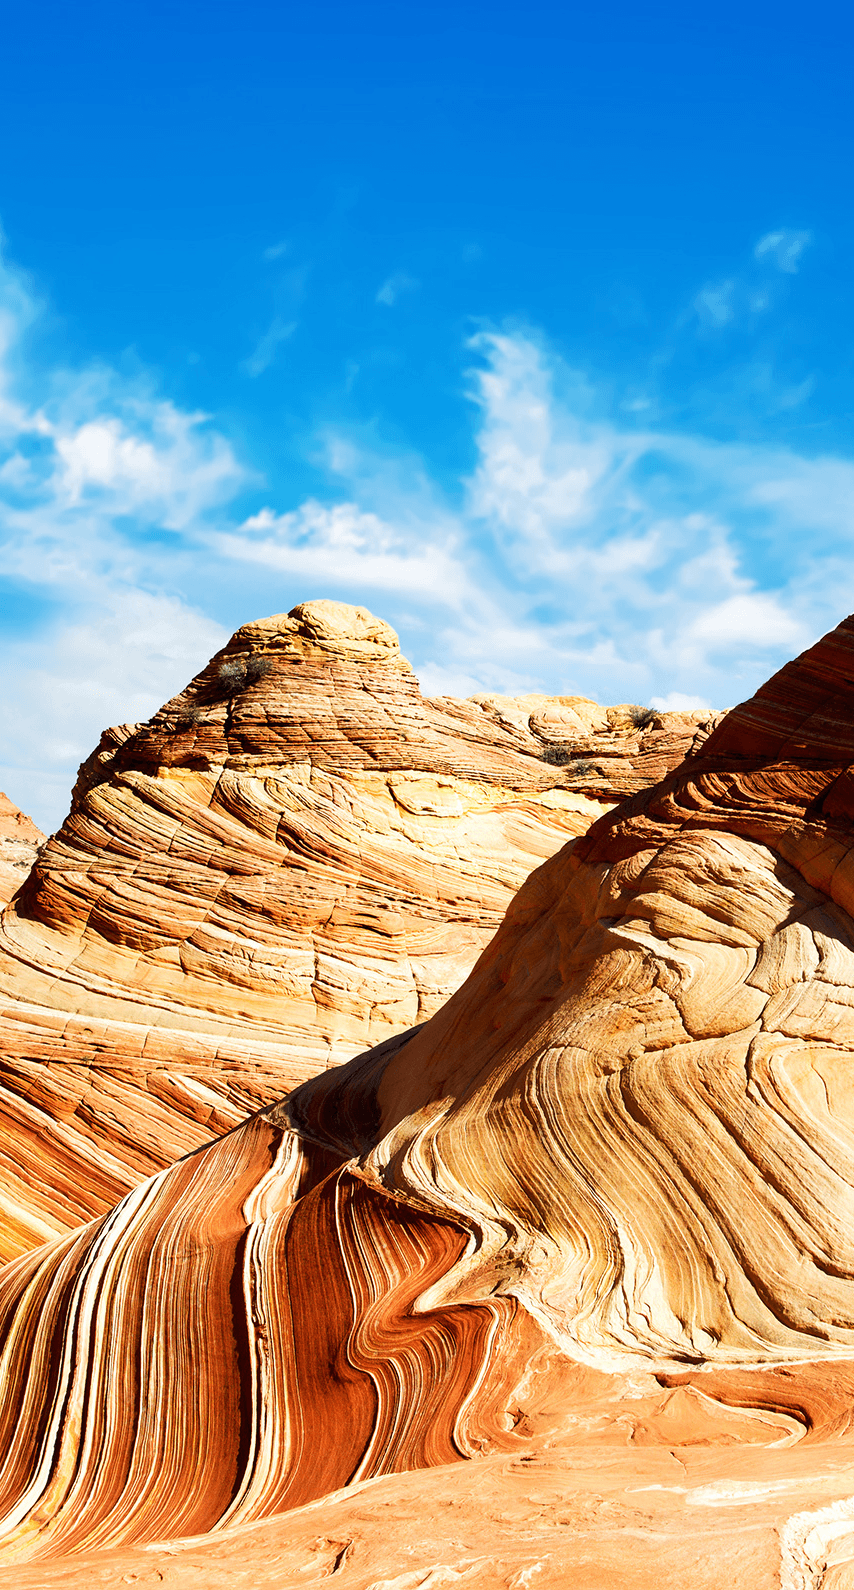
left=8, top=1375, right=854, bottom=1590
left=0, top=615, right=852, bottom=1585
left=0, top=795, right=43, bottom=907
left=0, top=600, right=711, bottom=1259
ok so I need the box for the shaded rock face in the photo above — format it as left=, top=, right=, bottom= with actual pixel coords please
left=0, top=795, right=43, bottom=907
left=0, top=601, right=711, bottom=1261
left=0, top=616, right=853, bottom=1580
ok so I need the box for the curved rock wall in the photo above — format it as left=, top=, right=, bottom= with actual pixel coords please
left=0, top=615, right=851, bottom=1572
left=292, top=612, right=854, bottom=1365
left=0, top=1106, right=547, bottom=1561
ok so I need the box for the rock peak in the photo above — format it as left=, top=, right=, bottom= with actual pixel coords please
left=231, top=599, right=401, bottom=662
left=289, top=599, right=400, bottom=651
left=0, top=598, right=713, bottom=1266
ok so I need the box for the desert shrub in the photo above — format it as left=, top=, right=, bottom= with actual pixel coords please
left=540, top=748, right=601, bottom=779
left=624, top=705, right=657, bottom=729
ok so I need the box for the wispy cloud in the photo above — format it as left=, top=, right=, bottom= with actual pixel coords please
left=375, top=272, right=419, bottom=307
left=693, top=280, right=736, bottom=327
left=216, top=329, right=854, bottom=711
left=690, top=228, right=813, bottom=335
left=2, top=232, right=854, bottom=832
left=650, top=690, right=713, bottom=712
left=0, top=245, right=239, bottom=828
left=754, top=229, right=812, bottom=273
left=216, top=502, right=471, bottom=602
left=262, top=240, right=290, bottom=262
left=241, top=316, right=297, bottom=377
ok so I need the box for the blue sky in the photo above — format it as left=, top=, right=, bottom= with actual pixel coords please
left=1, top=0, right=853, bottom=830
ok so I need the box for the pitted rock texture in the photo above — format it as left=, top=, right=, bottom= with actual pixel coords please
left=0, top=794, right=43, bottom=907
left=0, top=601, right=711, bottom=1259
left=0, top=616, right=852, bottom=1580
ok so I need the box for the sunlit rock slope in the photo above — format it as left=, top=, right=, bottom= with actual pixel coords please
left=0, top=600, right=710, bottom=1258
left=0, top=616, right=852, bottom=1583
left=0, top=794, right=43, bottom=907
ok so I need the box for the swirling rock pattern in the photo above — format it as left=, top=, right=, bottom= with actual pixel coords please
left=10, top=1364, right=854, bottom=1590
left=1, top=616, right=854, bottom=1583
left=309, top=611, right=854, bottom=1366
left=0, top=1100, right=550, bottom=1561
left=0, top=601, right=711, bottom=1259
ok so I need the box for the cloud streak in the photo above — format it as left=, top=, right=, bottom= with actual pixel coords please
left=375, top=272, right=419, bottom=307
left=219, top=329, right=853, bottom=709
left=1, top=237, right=854, bottom=831
left=754, top=229, right=812, bottom=273
left=241, top=316, right=297, bottom=377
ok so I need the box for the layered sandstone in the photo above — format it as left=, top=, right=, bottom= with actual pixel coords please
left=0, top=617, right=852, bottom=1583
left=0, top=794, right=43, bottom=907
left=0, top=600, right=711, bottom=1259
left=8, top=1372, right=854, bottom=1590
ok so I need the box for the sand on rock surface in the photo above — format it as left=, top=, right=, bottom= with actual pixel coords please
left=9, top=1365, right=854, bottom=1590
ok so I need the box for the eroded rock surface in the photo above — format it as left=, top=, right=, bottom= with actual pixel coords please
left=0, top=601, right=710, bottom=1258
left=0, top=794, right=43, bottom=907
left=0, top=616, right=852, bottom=1583
left=8, top=1377, right=854, bottom=1590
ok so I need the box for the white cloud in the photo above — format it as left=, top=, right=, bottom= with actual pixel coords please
left=211, top=329, right=854, bottom=720
left=51, top=408, right=241, bottom=526
left=218, top=500, right=473, bottom=603
left=650, top=691, right=713, bottom=712
left=466, top=332, right=638, bottom=559
left=754, top=229, right=812, bottom=274
left=2, top=224, right=854, bottom=833
left=455, top=336, right=816, bottom=689
left=375, top=273, right=418, bottom=307
left=0, top=590, right=225, bottom=833
left=263, top=240, right=290, bottom=261
left=685, top=592, right=805, bottom=655
left=0, top=243, right=245, bottom=830
left=241, top=316, right=297, bottom=377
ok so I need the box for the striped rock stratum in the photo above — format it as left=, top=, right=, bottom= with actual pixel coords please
left=1, top=616, right=854, bottom=1585
left=0, top=600, right=712, bottom=1258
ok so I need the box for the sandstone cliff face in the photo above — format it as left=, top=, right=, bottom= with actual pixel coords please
left=0, top=795, right=43, bottom=907
left=0, top=601, right=711, bottom=1260
left=0, top=617, right=851, bottom=1584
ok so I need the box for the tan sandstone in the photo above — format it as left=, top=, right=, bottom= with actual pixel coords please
left=0, top=615, right=852, bottom=1585
left=0, top=794, right=43, bottom=907
left=0, top=601, right=711, bottom=1258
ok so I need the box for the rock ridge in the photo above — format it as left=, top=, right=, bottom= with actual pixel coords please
left=4, top=609, right=854, bottom=1582
left=0, top=600, right=713, bottom=1259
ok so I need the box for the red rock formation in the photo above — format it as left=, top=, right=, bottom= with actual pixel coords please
left=0, top=615, right=851, bottom=1581
left=0, top=600, right=709, bottom=1259
left=0, top=794, right=43, bottom=907
left=8, top=1365, right=854, bottom=1589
